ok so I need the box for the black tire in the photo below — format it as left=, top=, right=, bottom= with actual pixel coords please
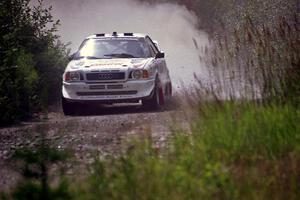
left=62, top=97, right=77, bottom=115
left=142, top=81, right=163, bottom=109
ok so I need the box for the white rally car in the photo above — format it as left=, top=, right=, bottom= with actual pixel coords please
left=62, top=32, right=172, bottom=115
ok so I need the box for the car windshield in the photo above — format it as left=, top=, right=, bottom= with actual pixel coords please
left=74, top=38, right=150, bottom=59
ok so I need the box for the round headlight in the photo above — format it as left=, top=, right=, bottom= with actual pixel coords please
left=70, top=71, right=80, bottom=81
left=132, top=70, right=143, bottom=79
left=64, top=71, right=81, bottom=82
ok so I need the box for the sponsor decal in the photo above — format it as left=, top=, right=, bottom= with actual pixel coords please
left=90, top=63, right=124, bottom=67
left=95, top=38, right=139, bottom=41
left=90, top=59, right=131, bottom=67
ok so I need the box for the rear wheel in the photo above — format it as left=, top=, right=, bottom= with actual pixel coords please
left=62, top=97, right=77, bottom=115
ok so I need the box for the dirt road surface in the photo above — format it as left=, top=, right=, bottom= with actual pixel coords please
left=0, top=101, right=190, bottom=191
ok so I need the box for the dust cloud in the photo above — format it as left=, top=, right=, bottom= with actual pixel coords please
left=44, top=0, right=209, bottom=88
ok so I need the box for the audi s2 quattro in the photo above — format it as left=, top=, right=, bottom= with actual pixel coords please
left=62, top=32, right=172, bottom=115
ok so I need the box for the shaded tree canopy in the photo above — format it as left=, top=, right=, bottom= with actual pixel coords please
left=0, top=0, right=69, bottom=125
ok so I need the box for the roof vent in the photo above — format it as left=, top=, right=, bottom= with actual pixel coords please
left=124, top=33, right=133, bottom=36
left=96, top=33, right=105, bottom=37
left=112, top=31, right=117, bottom=36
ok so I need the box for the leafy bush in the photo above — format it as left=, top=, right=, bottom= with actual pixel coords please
left=4, top=128, right=72, bottom=200
left=0, top=0, right=68, bottom=125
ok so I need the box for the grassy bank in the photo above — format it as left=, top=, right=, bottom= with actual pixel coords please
left=4, top=101, right=299, bottom=200
left=72, top=102, right=299, bottom=200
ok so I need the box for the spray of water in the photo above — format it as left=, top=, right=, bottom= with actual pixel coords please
left=44, top=0, right=209, bottom=89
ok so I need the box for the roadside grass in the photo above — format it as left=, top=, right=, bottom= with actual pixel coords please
left=71, top=101, right=299, bottom=200
left=4, top=101, right=299, bottom=199
left=192, top=103, right=300, bottom=162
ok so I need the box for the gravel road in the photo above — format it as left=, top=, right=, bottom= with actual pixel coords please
left=0, top=100, right=190, bottom=191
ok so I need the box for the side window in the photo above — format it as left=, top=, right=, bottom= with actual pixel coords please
left=140, top=39, right=151, bottom=58
left=147, top=37, right=159, bottom=54
left=149, top=45, right=157, bottom=56
left=146, top=37, right=158, bottom=57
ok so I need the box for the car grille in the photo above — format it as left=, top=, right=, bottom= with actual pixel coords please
left=77, top=91, right=137, bottom=96
left=107, top=84, right=123, bottom=89
left=89, top=84, right=123, bottom=90
left=89, top=85, right=105, bottom=90
left=86, top=72, right=125, bottom=81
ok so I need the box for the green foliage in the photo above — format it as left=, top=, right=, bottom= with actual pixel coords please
left=193, top=103, right=300, bottom=161
left=0, top=0, right=68, bottom=125
left=9, top=131, right=71, bottom=200
left=77, top=140, right=233, bottom=200
left=12, top=178, right=71, bottom=200
left=71, top=102, right=299, bottom=200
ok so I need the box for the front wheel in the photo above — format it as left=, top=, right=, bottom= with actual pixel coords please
left=142, top=82, right=164, bottom=110
left=62, top=97, right=77, bottom=115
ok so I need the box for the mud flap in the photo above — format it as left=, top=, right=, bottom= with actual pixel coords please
left=159, top=87, right=165, bottom=105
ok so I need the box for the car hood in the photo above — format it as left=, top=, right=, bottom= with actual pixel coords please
left=67, top=58, right=153, bottom=71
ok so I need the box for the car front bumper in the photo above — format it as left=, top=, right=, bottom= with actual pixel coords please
left=62, top=79, right=155, bottom=103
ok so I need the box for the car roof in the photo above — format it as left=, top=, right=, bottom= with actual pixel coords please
left=86, top=32, right=147, bottom=40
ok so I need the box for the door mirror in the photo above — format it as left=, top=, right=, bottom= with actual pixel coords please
left=155, top=52, right=165, bottom=59
left=68, top=53, right=76, bottom=61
